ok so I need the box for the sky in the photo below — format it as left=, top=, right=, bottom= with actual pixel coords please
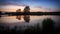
left=0, top=0, right=60, bottom=12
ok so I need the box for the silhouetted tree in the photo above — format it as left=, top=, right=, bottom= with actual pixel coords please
left=24, top=6, right=30, bottom=12
left=42, top=18, right=55, bottom=32
left=23, top=6, right=30, bottom=14
left=16, top=9, right=21, bottom=12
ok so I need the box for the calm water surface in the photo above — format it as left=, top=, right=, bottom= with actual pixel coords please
left=0, top=15, right=60, bottom=29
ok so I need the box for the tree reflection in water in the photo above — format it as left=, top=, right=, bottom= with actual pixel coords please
left=16, top=15, right=30, bottom=23
left=23, top=15, right=30, bottom=23
left=16, top=15, right=21, bottom=20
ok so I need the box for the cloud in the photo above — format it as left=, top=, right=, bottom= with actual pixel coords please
left=0, top=0, right=26, bottom=6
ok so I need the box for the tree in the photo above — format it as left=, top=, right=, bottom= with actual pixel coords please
left=24, top=6, right=30, bottom=12
left=42, top=18, right=55, bottom=32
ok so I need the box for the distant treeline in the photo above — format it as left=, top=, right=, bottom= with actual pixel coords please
left=0, top=11, right=60, bottom=16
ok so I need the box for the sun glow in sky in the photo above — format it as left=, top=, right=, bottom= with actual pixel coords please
left=0, top=5, right=25, bottom=12
left=0, top=0, right=60, bottom=12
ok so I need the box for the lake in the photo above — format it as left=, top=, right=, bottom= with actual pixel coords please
left=0, top=15, right=60, bottom=30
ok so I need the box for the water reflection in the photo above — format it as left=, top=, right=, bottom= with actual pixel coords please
left=16, top=15, right=30, bottom=23
left=23, top=15, right=30, bottom=23
left=0, top=15, right=60, bottom=27
left=0, top=15, right=60, bottom=33
left=16, top=15, right=21, bottom=20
